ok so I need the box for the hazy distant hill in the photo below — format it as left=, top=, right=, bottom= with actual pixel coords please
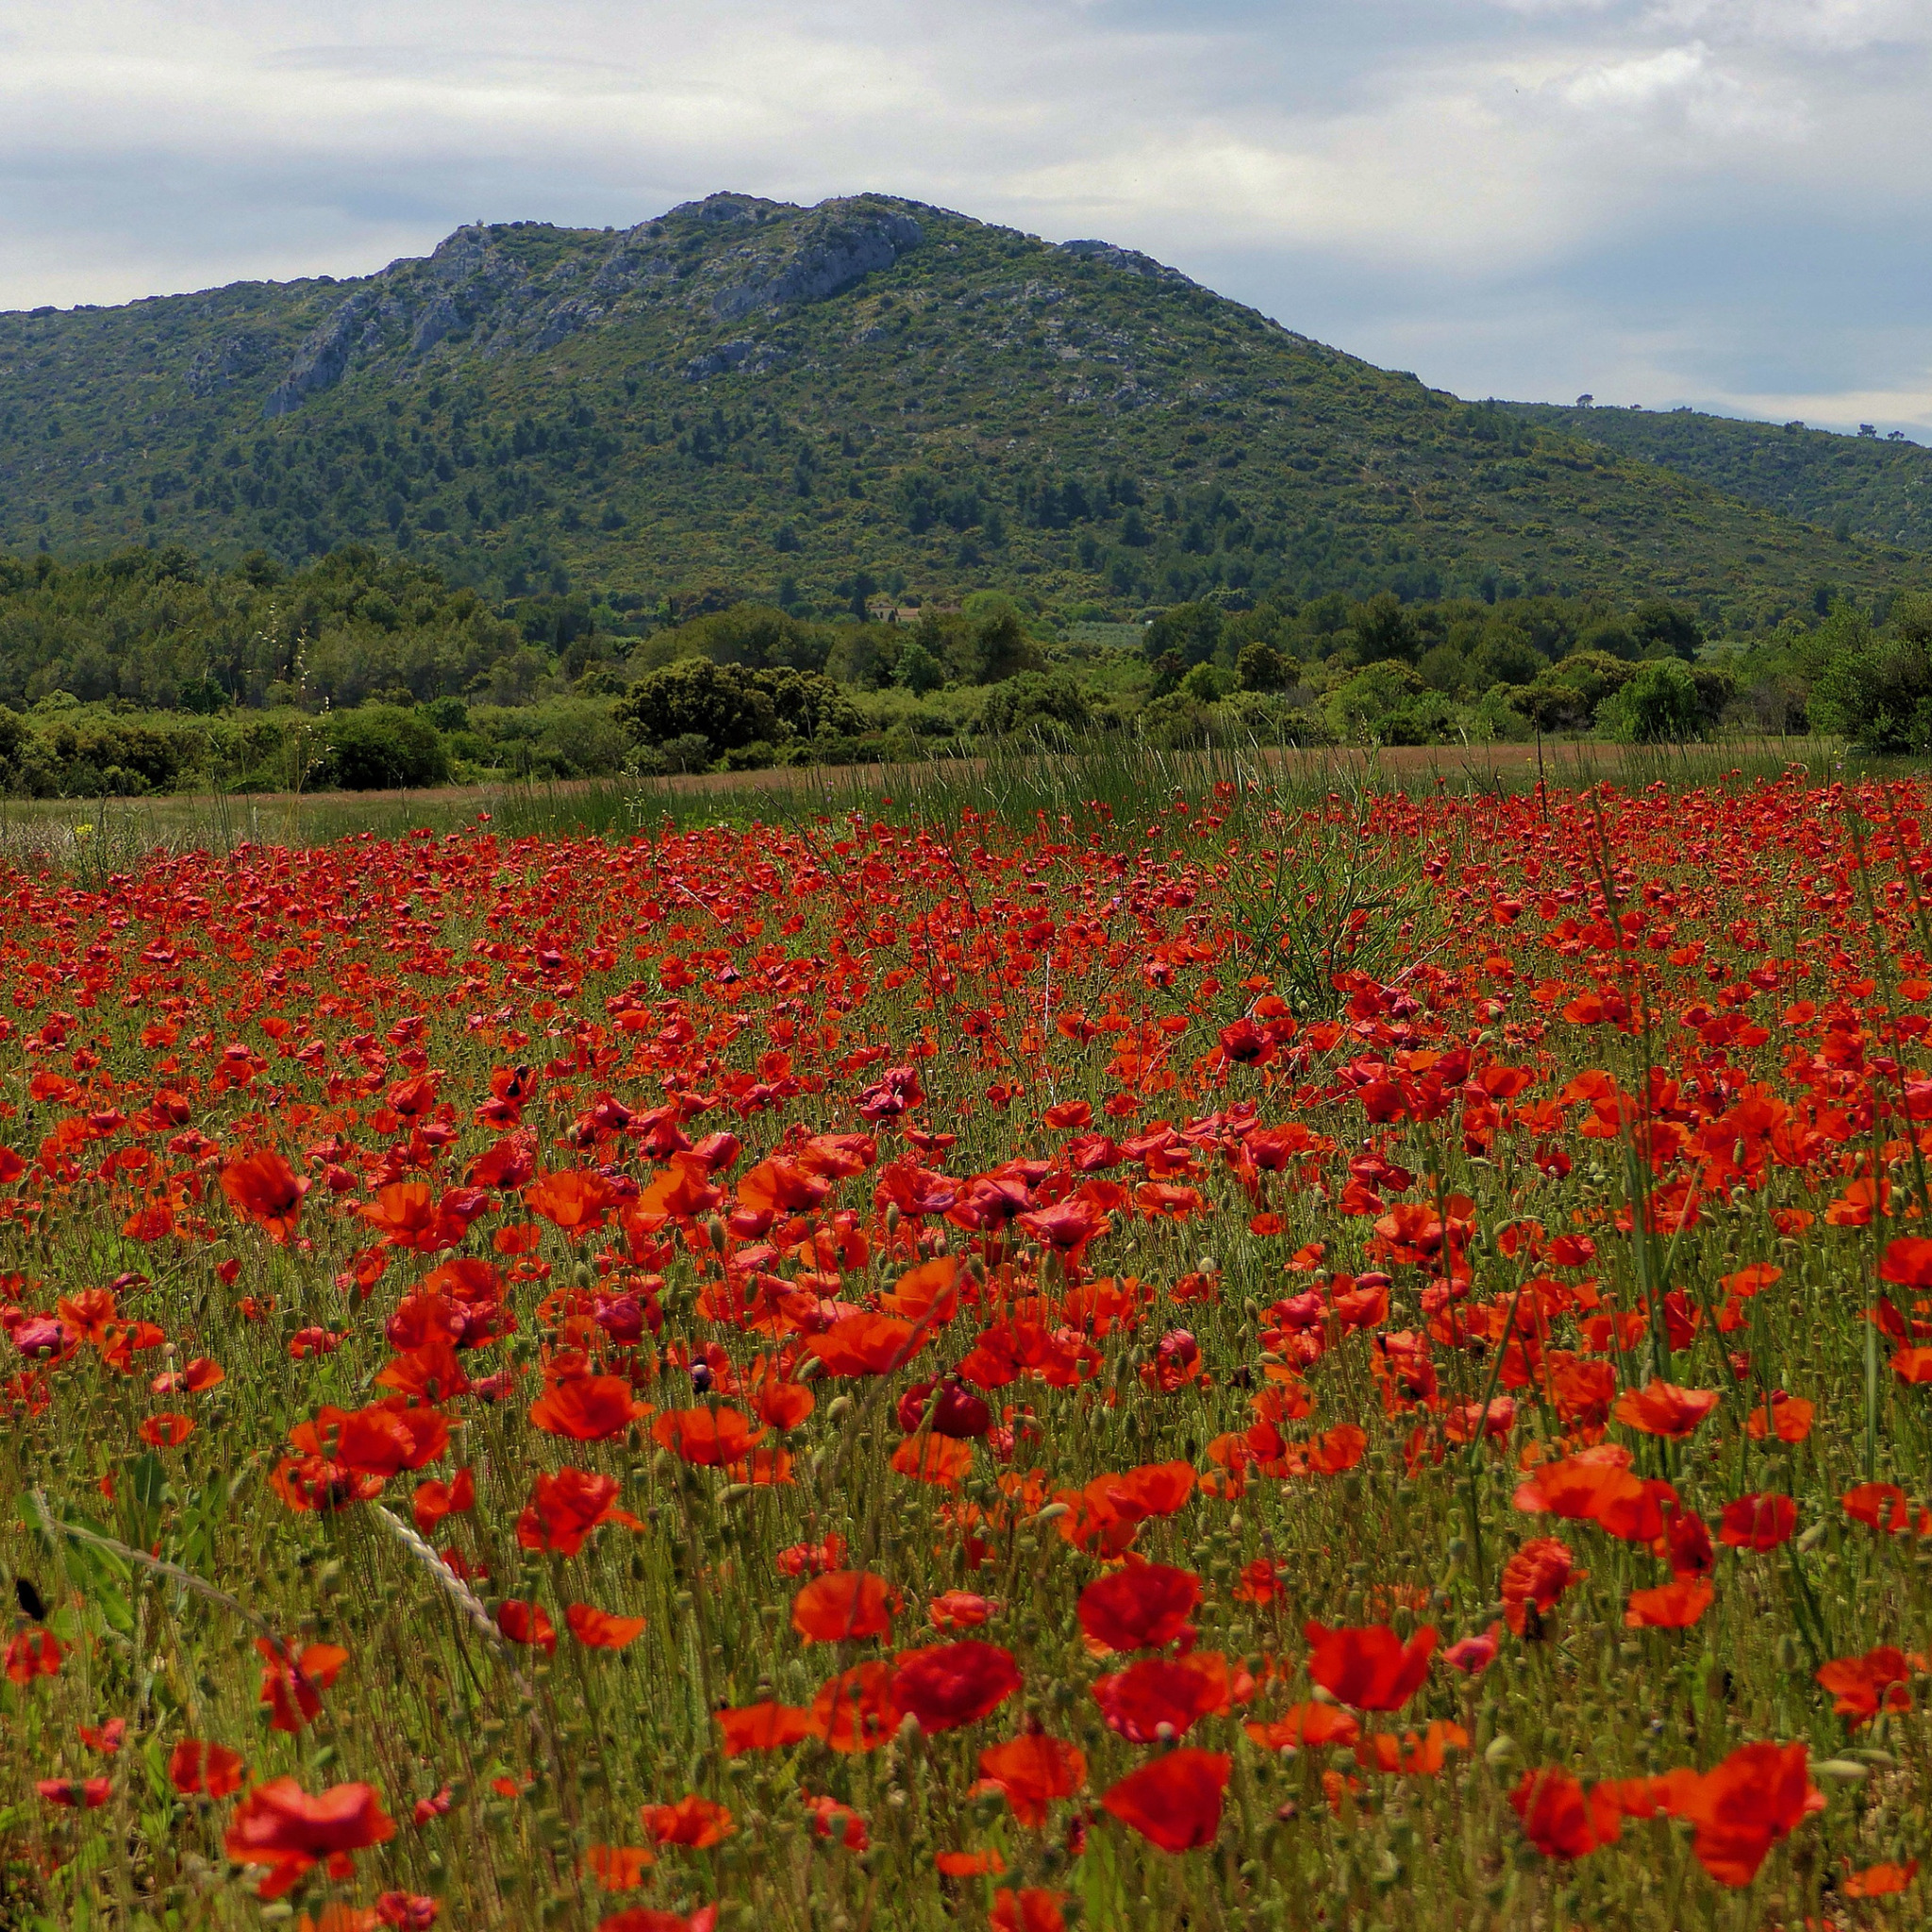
left=0, top=192, right=1919, bottom=624
left=1500, top=401, right=1932, bottom=553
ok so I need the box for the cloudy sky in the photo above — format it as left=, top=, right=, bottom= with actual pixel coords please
left=2, top=0, right=1927, bottom=433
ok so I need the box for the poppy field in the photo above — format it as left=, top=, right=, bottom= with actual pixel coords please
left=5, top=767, right=1932, bottom=1931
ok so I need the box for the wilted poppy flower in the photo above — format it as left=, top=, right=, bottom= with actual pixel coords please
left=1624, top=1576, right=1714, bottom=1629
left=567, top=1604, right=647, bottom=1651
left=714, top=1702, right=814, bottom=1755
left=256, top=1637, right=348, bottom=1734
left=496, top=1601, right=558, bottom=1655
left=1100, top=1748, right=1229, bottom=1853
left=641, top=1793, right=734, bottom=1848
left=1501, top=1538, right=1579, bottom=1636
left=224, top=1777, right=396, bottom=1899
left=792, top=1571, right=895, bottom=1643
left=1091, top=1651, right=1230, bottom=1742
left=1654, top=1740, right=1821, bottom=1886
left=1719, top=1492, right=1797, bottom=1551
left=1076, top=1562, right=1201, bottom=1654
left=1815, top=1647, right=1912, bottom=1727
left=1611, top=1380, right=1721, bottom=1441
left=973, top=1732, right=1087, bottom=1827
left=529, top=1374, right=648, bottom=1442
left=1304, top=1622, right=1436, bottom=1711
left=890, top=1641, right=1021, bottom=1732
left=808, top=1662, right=896, bottom=1753
left=219, top=1149, right=308, bottom=1242
left=170, top=1738, right=244, bottom=1799
left=651, top=1407, right=761, bottom=1466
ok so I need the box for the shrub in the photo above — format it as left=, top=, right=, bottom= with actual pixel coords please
left=317, top=706, right=451, bottom=790
left=1595, top=659, right=1706, bottom=743
left=978, top=672, right=1091, bottom=743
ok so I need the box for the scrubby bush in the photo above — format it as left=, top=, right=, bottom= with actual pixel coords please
left=976, top=672, right=1091, bottom=743
left=316, top=706, right=451, bottom=790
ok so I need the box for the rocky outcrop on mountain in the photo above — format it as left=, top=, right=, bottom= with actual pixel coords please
left=1056, top=240, right=1196, bottom=288
left=257, top=195, right=923, bottom=416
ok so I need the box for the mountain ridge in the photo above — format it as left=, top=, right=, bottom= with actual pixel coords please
left=1, top=192, right=1923, bottom=626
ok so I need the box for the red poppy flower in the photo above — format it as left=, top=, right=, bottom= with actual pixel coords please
left=517, top=1467, right=641, bottom=1556
left=929, top=1590, right=995, bottom=1630
left=808, top=1662, right=897, bottom=1753
left=1611, top=1380, right=1721, bottom=1441
left=412, top=1466, right=475, bottom=1536
left=991, top=1889, right=1068, bottom=1932
left=1304, top=1622, right=1437, bottom=1711
left=256, top=1638, right=348, bottom=1734
left=1654, top=1740, right=1822, bottom=1886
left=714, top=1703, right=814, bottom=1755
left=1501, top=1538, right=1579, bottom=1636
left=140, top=1411, right=194, bottom=1448
left=169, top=1738, right=244, bottom=1799
left=1815, top=1647, right=1912, bottom=1727
left=597, top=1907, right=719, bottom=1932
left=1243, top=1702, right=1363, bottom=1751
left=641, top=1793, right=734, bottom=1848
left=526, top=1168, right=618, bottom=1234
left=792, top=1571, right=895, bottom=1643
left=1624, top=1576, right=1714, bottom=1629
left=1842, top=1861, right=1919, bottom=1898
left=808, top=1313, right=924, bottom=1378
left=1509, top=1768, right=1596, bottom=1860
left=973, top=1732, right=1088, bottom=1827
left=1076, top=1562, right=1201, bottom=1654
left=1719, top=1492, right=1797, bottom=1551
left=567, top=1604, right=647, bottom=1651
left=890, top=1641, right=1021, bottom=1732
left=219, top=1149, right=308, bottom=1242
left=584, top=1845, right=657, bottom=1888
left=5, top=1627, right=62, bottom=1684
left=496, top=1600, right=558, bottom=1655
left=529, top=1374, right=649, bottom=1441
left=1091, top=1651, right=1231, bottom=1742
left=224, top=1777, right=396, bottom=1899
left=651, top=1407, right=761, bottom=1466
left=1100, top=1748, right=1230, bottom=1853
left=38, top=1777, right=112, bottom=1808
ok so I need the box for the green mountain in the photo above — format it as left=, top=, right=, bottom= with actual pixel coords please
left=1498, top=401, right=1932, bottom=553
left=0, top=192, right=1922, bottom=626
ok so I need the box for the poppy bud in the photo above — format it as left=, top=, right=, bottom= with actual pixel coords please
left=1484, top=1735, right=1520, bottom=1770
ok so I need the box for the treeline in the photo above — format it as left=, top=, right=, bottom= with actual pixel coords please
left=1, top=539, right=1929, bottom=794
left=0, top=544, right=637, bottom=713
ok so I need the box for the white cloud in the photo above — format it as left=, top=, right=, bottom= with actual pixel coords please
left=0, top=0, right=1924, bottom=427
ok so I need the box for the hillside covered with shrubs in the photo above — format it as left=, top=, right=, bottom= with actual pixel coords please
left=0, top=540, right=1928, bottom=792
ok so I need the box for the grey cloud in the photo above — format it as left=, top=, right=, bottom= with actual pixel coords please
left=0, top=0, right=1926, bottom=431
